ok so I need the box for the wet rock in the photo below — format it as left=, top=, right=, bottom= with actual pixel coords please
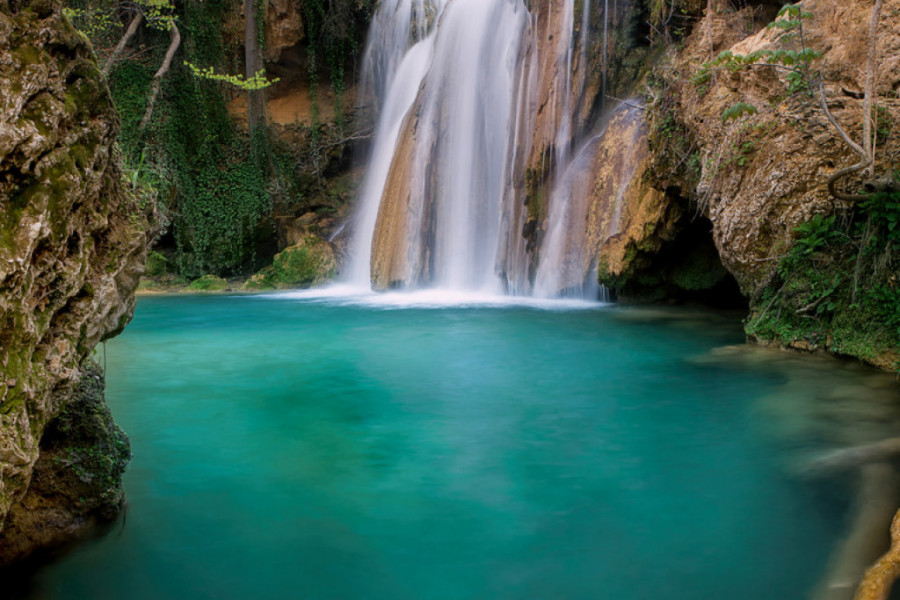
left=0, top=363, right=131, bottom=564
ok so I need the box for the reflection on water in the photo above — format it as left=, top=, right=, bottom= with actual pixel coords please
left=11, top=296, right=899, bottom=600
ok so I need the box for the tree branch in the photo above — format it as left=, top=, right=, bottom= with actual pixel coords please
left=818, top=78, right=872, bottom=201
left=139, top=23, right=181, bottom=133
left=862, top=0, right=883, bottom=178
left=102, top=11, right=143, bottom=77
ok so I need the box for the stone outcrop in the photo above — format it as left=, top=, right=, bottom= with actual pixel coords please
left=0, top=363, right=131, bottom=564
left=649, top=0, right=900, bottom=297
left=0, top=0, right=147, bottom=563
left=265, top=0, right=304, bottom=63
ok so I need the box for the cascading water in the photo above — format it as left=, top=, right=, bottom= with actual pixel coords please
left=347, top=0, right=633, bottom=299
left=345, top=0, right=447, bottom=286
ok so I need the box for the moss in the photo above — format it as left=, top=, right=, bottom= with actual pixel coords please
left=0, top=352, right=28, bottom=415
left=244, top=235, right=336, bottom=290
left=241, top=274, right=277, bottom=291
left=670, top=244, right=728, bottom=291
left=187, top=274, right=230, bottom=291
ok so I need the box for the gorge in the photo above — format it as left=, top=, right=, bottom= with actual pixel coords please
left=1, top=0, right=900, bottom=598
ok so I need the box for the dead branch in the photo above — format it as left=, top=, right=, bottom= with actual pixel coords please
left=101, top=11, right=143, bottom=77
left=805, top=438, right=900, bottom=474
left=138, top=23, right=181, bottom=133
left=818, top=79, right=871, bottom=202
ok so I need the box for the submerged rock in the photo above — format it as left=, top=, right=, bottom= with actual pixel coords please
left=0, top=0, right=147, bottom=563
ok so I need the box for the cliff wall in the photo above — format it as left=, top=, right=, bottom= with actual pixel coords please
left=594, top=0, right=900, bottom=367
left=0, top=0, right=147, bottom=562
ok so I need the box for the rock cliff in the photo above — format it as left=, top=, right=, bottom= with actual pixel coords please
left=0, top=0, right=147, bottom=563
left=593, top=0, right=900, bottom=364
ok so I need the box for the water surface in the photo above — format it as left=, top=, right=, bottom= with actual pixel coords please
left=18, top=292, right=863, bottom=599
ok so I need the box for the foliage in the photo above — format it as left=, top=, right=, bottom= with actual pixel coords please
left=646, top=0, right=696, bottom=43
left=721, top=102, right=758, bottom=123
left=693, top=4, right=821, bottom=102
left=187, top=274, right=230, bottom=291
left=859, top=192, right=900, bottom=250
left=59, top=0, right=378, bottom=278
left=777, top=215, right=842, bottom=276
left=156, top=64, right=273, bottom=276
left=145, top=251, right=168, bottom=277
left=747, top=190, right=900, bottom=368
left=64, top=0, right=175, bottom=37
left=243, top=236, right=336, bottom=290
left=300, top=0, right=377, bottom=129
left=184, top=63, right=279, bottom=90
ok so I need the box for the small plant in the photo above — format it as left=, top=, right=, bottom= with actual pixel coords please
left=859, top=190, right=900, bottom=251
left=722, top=102, right=758, bottom=123
left=692, top=4, right=822, bottom=107
left=867, top=285, right=900, bottom=336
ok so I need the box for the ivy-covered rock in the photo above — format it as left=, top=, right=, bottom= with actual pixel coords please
left=243, top=235, right=336, bottom=290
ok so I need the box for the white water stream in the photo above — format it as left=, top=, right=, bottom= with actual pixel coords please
left=347, top=0, right=629, bottom=299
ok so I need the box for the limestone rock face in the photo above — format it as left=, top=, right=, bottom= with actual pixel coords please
left=662, top=0, right=900, bottom=296
left=265, top=0, right=304, bottom=63
left=589, top=108, right=678, bottom=285
left=0, top=0, right=147, bottom=562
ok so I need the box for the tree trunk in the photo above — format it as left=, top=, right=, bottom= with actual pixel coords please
left=245, top=0, right=266, bottom=132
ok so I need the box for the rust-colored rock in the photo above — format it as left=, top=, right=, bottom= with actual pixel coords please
left=854, top=507, right=900, bottom=600
left=371, top=107, right=420, bottom=290
left=265, top=0, right=304, bottom=63
left=666, top=0, right=900, bottom=296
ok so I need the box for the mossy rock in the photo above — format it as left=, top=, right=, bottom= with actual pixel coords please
left=241, top=273, right=277, bottom=291
left=243, top=235, right=336, bottom=290
left=187, top=274, right=229, bottom=292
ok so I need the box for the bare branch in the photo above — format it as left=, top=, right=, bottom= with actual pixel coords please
left=139, top=23, right=181, bottom=133
left=818, top=79, right=869, bottom=160
left=863, top=0, right=883, bottom=177
left=101, top=11, right=143, bottom=77
left=817, top=78, right=872, bottom=201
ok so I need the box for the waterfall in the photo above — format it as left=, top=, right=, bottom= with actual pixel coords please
left=347, top=0, right=635, bottom=299
left=533, top=135, right=603, bottom=298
